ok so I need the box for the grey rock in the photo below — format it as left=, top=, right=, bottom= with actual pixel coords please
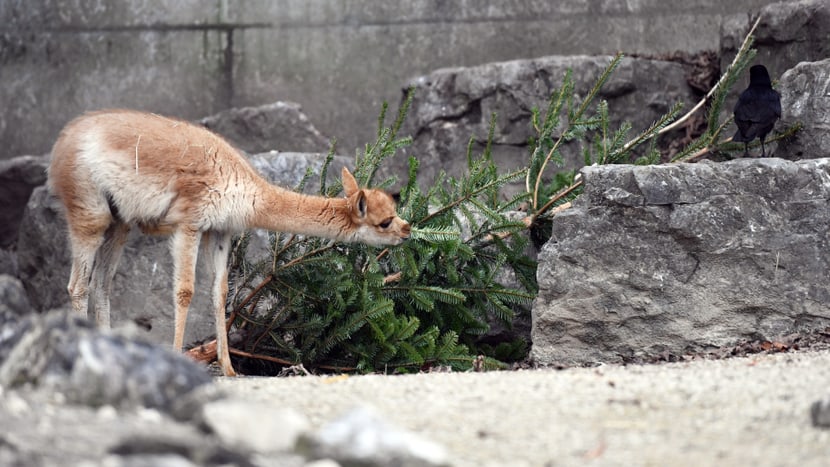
left=531, top=158, right=830, bottom=365
left=395, top=55, right=697, bottom=191
left=199, top=102, right=330, bottom=154
left=811, top=396, right=830, bottom=428
left=299, top=406, right=449, bottom=467
left=0, top=154, right=49, bottom=248
left=774, top=59, right=830, bottom=160
left=0, top=385, right=264, bottom=467
left=0, top=275, right=31, bottom=319
left=200, top=399, right=310, bottom=454
left=16, top=151, right=352, bottom=348
left=0, top=310, right=211, bottom=412
left=0, top=248, right=17, bottom=277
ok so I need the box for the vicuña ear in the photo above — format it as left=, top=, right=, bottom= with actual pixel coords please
left=354, top=190, right=367, bottom=219
left=342, top=167, right=359, bottom=197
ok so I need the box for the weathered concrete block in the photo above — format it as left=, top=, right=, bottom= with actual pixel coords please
left=531, top=158, right=830, bottom=365
left=0, top=28, right=228, bottom=159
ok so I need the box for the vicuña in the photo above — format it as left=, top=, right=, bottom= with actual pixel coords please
left=48, top=109, right=411, bottom=376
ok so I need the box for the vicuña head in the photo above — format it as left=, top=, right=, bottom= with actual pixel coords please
left=47, top=109, right=411, bottom=376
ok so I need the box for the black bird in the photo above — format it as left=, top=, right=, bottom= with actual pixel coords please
left=733, top=65, right=781, bottom=157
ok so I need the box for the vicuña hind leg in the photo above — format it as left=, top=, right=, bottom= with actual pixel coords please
left=89, top=222, right=131, bottom=327
left=203, top=231, right=236, bottom=376
left=66, top=216, right=111, bottom=318
left=170, top=226, right=202, bottom=351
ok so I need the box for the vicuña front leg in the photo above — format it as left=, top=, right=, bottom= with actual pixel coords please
left=171, top=226, right=202, bottom=352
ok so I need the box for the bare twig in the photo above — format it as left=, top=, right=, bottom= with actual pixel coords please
left=532, top=180, right=582, bottom=223
left=229, top=347, right=295, bottom=366
left=383, top=271, right=402, bottom=284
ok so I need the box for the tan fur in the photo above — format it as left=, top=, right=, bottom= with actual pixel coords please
left=47, top=109, right=411, bottom=376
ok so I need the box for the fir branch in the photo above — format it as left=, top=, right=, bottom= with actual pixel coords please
left=418, top=168, right=527, bottom=225
left=409, top=226, right=461, bottom=242
left=531, top=53, right=624, bottom=209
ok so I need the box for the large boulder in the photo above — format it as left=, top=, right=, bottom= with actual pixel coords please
left=198, top=101, right=331, bottom=154
left=774, top=59, right=830, bottom=159
left=531, top=157, right=830, bottom=365
left=395, top=55, right=698, bottom=190
left=16, top=151, right=352, bottom=347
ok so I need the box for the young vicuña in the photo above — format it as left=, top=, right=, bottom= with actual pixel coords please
left=48, top=109, right=411, bottom=376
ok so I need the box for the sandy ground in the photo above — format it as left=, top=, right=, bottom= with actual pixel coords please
left=217, top=349, right=830, bottom=467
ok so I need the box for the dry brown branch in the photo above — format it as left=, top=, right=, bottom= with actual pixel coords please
left=383, top=271, right=402, bottom=284
left=186, top=340, right=218, bottom=363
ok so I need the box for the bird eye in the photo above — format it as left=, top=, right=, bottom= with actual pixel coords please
left=379, top=219, right=392, bottom=229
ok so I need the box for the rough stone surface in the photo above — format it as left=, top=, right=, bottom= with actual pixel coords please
left=774, top=59, right=830, bottom=160
left=0, top=275, right=30, bottom=319
left=395, top=55, right=697, bottom=190
left=199, top=102, right=331, bottom=154
left=15, top=151, right=349, bottom=348
left=0, top=310, right=212, bottom=412
left=0, top=154, right=49, bottom=248
left=531, top=157, right=830, bottom=365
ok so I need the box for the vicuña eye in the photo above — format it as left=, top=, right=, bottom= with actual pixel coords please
left=379, top=219, right=392, bottom=229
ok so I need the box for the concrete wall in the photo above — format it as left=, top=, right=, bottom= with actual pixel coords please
left=1, top=0, right=775, bottom=160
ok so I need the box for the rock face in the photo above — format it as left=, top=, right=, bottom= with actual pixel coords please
left=199, top=102, right=331, bottom=154
left=531, top=158, right=830, bottom=365
left=775, top=59, right=830, bottom=159
left=396, top=55, right=697, bottom=189
left=16, top=151, right=351, bottom=348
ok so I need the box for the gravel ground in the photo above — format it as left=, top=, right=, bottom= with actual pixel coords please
left=217, top=349, right=830, bottom=466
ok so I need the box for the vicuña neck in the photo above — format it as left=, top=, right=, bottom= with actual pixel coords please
left=249, top=179, right=354, bottom=241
